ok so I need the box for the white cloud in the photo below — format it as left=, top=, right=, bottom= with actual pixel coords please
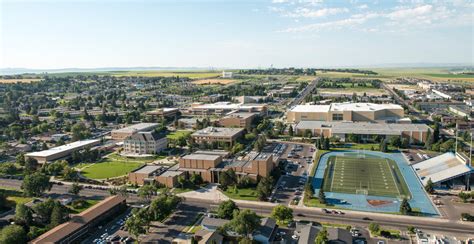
left=272, top=0, right=289, bottom=3
left=358, top=4, right=368, bottom=9
left=286, top=7, right=349, bottom=18
left=386, top=5, right=432, bottom=20
left=280, top=14, right=376, bottom=32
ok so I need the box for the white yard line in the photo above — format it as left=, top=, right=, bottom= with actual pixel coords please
left=386, top=159, right=401, bottom=197
left=330, top=157, right=337, bottom=192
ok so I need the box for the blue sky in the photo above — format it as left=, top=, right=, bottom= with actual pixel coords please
left=0, top=0, right=472, bottom=69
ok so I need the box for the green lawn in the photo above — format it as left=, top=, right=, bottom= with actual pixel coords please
left=79, top=153, right=164, bottom=179
left=167, top=130, right=192, bottom=140
left=81, top=159, right=144, bottom=179
left=222, top=187, right=259, bottom=201
left=0, top=188, right=33, bottom=208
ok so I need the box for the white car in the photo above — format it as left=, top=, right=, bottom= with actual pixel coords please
left=292, top=235, right=299, bottom=240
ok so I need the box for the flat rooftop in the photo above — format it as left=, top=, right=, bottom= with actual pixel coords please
left=31, top=196, right=125, bottom=243
left=159, top=170, right=183, bottom=177
left=290, top=102, right=403, bottom=113
left=112, top=123, right=159, bottom=133
left=26, top=139, right=101, bottom=157
left=296, top=121, right=429, bottom=135
left=182, top=153, right=221, bottom=161
left=133, top=165, right=162, bottom=174
left=223, top=112, right=257, bottom=119
left=413, top=152, right=473, bottom=184
left=192, top=127, right=244, bottom=137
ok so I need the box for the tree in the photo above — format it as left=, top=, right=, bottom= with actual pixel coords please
left=0, top=225, right=27, bottom=244
left=304, top=129, right=312, bottom=138
left=433, top=122, right=440, bottom=143
left=177, top=175, right=187, bottom=189
left=15, top=204, right=32, bottom=225
left=379, top=139, right=388, bottom=152
left=323, top=137, right=330, bottom=150
left=458, top=191, right=470, bottom=203
left=368, top=222, right=380, bottom=234
left=226, top=209, right=261, bottom=237
left=318, top=188, right=326, bottom=204
left=424, top=178, right=435, bottom=194
left=49, top=204, right=68, bottom=228
left=288, top=126, right=294, bottom=137
left=24, top=157, right=38, bottom=174
left=271, top=205, right=293, bottom=224
left=219, top=169, right=237, bottom=190
left=401, top=138, right=410, bottom=148
left=16, top=153, right=26, bottom=166
left=256, top=177, right=273, bottom=201
left=390, top=136, right=402, bottom=148
left=138, top=184, right=156, bottom=201
left=304, top=183, right=314, bottom=200
left=190, top=173, right=203, bottom=185
left=425, top=129, right=432, bottom=149
left=32, top=199, right=56, bottom=224
left=217, top=200, right=239, bottom=219
left=315, top=228, right=328, bottom=244
left=21, top=172, right=50, bottom=197
left=68, top=182, right=82, bottom=195
left=125, top=210, right=149, bottom=241
left=399, top=198, right=412, bottom=215
left=71, top=122, right=90, bottom=141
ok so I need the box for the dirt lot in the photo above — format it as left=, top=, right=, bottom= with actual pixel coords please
left=191, top=79, right=236, bottom=85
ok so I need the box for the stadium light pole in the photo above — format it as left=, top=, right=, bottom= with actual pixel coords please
left=455, top=123, right=458, bottom=154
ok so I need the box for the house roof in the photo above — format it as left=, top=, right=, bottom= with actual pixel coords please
left=255, top=217, right=277, bottom=238
left=328, top=228, right=352, bottom=244
left=201, top=217, right=230, bottom=229
left=298, top=225, right=320, bottom=244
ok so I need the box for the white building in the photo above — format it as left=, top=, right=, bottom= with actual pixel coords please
left=123, top=131, right=167, bottom=155
left=222, top=71, right=233, bottom=78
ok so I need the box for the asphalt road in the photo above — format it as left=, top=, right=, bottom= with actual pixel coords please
left=186, top=198, right=474, bottom=238
left=288, top=78, right=319, bottom=108
left=2, top=178, right=473, bottom=238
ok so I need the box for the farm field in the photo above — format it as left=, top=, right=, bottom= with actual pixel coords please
left=0, top=78, right=41, bottom=83
left=192, top=79, right=237, bottom=85
left=109, top=71, right=220, bottom=78
left=322, top=155, right=410, bottom=198
left=318, top=88, right=387, bottom=96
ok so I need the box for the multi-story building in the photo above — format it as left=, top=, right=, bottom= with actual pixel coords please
left=111, top=123, right=159, bottom=141
left=26, top=139, right=101, bottom=164
left=191, top=127, right=244, bottom=147
left=287, top=102, right=404, bottom=123
left=177, top=151, right=274, bottom=183
left=128, top=165, right=183, bottom=188
left=294, top=121, right=430, bottom=143
left=123, top=131, right=167, bottom=155
left=146, top=108, right=179, bottom=120
left=188, top=102, right=267, bottom=116
left=218, top=112, right=256, bottom=128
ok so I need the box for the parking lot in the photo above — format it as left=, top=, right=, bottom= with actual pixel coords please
left=82, top=208, right=133, bottom=244
left=264, top=142, right=315, bottom=205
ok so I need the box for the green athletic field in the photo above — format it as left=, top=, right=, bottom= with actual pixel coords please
left=322, top=155, right=411, bottom=198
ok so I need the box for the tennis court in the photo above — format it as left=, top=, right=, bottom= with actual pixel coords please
left=322, top=154, right=411, bottom=198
